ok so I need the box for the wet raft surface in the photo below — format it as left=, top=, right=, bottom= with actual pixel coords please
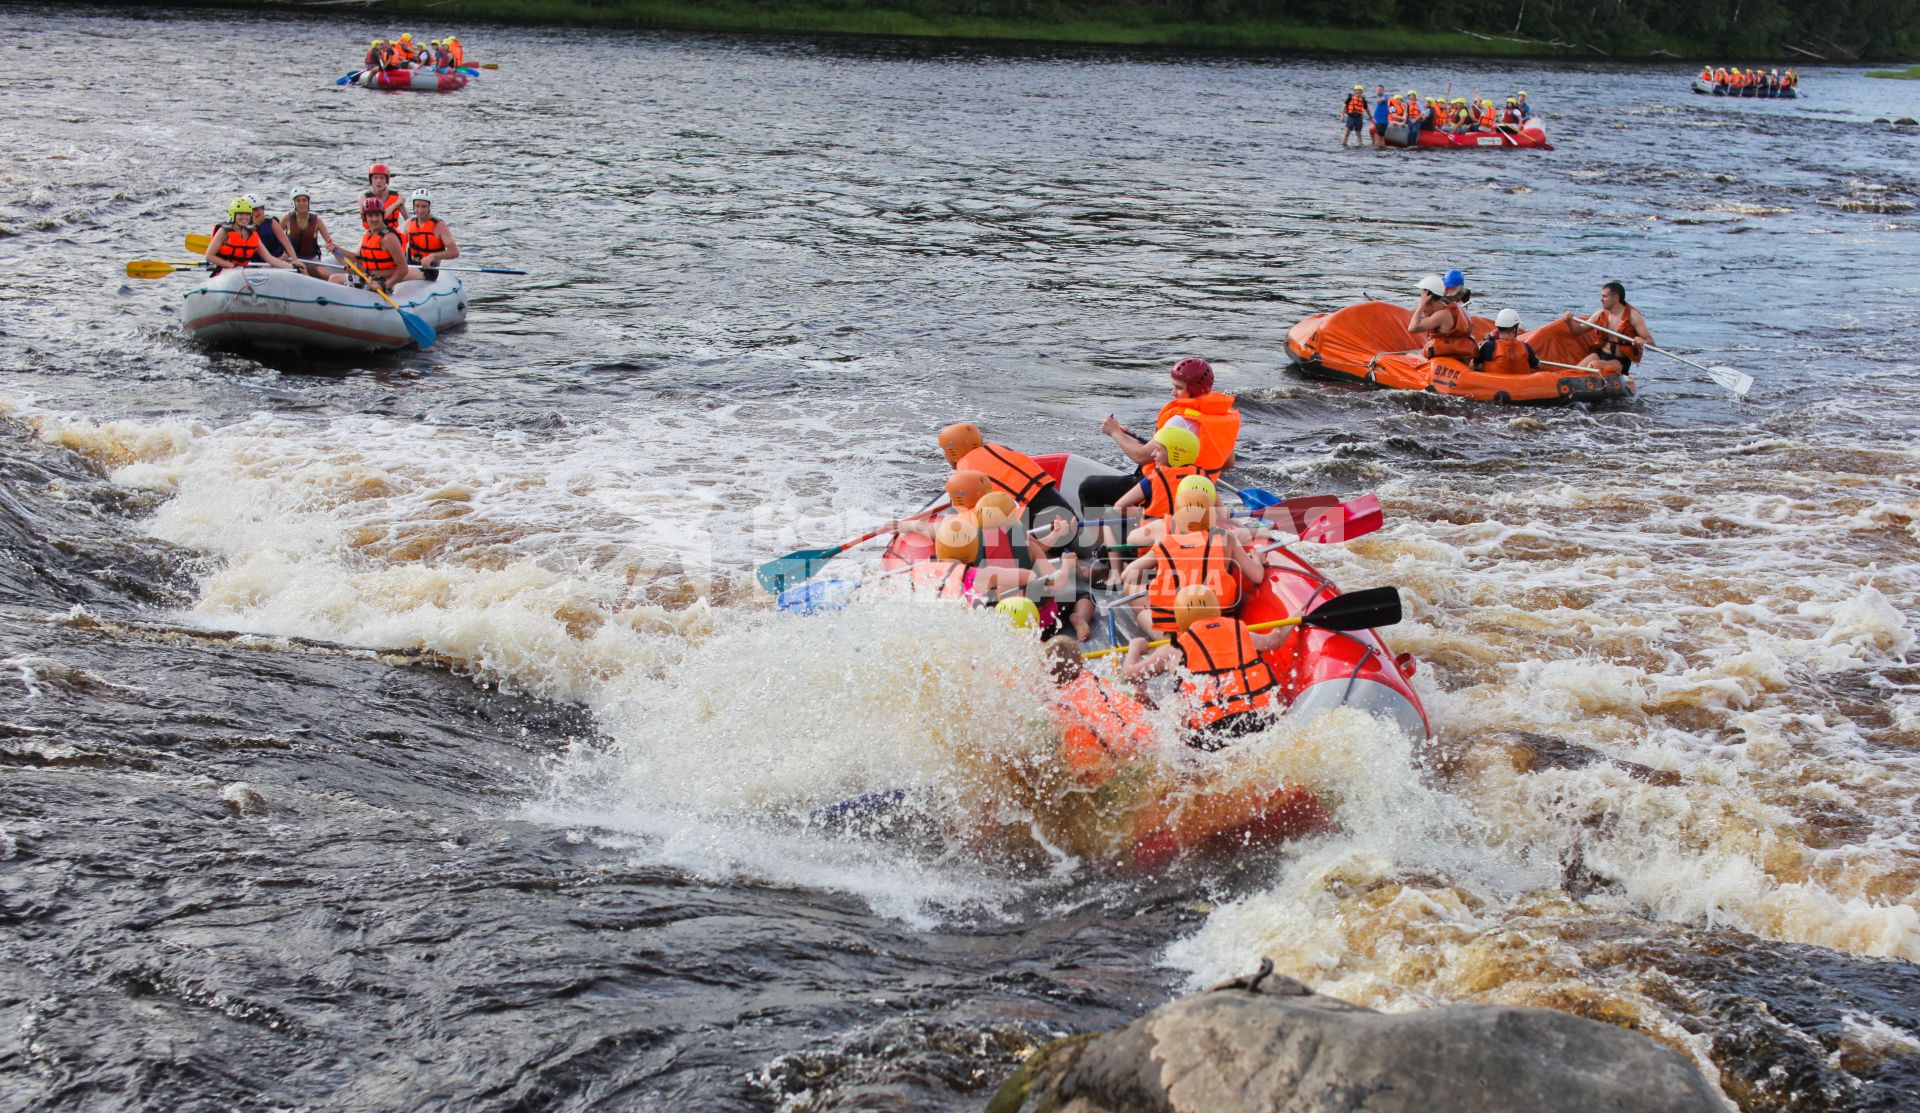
left=4, top=9, right=1920, bottom=1111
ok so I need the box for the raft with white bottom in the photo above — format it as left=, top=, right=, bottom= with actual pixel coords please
left=180, top=267, right=467, bottom=352
left=360, top=68, right=469, bottom=92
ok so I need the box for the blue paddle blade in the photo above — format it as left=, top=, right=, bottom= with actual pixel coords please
left=336, top=71, right=360, bottom=85
left=1237, top=486, right=1281, bottom=511
left=777, top=578, right=858, bottom=614
left=475, top=267, right=527, bottom=275
left=400, top=309, right=436, bottom=349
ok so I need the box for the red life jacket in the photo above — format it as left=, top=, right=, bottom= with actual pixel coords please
left=1592, top=306, right=1643, bottom=363
left=362, top=190, right=404, bottom=230
left=1176, top=617, right=1280, bottom=730
left=212, top=222, right=260, bottom=267
left=1155, top=392, right=1241, bottom=475
left=1140, top=461, right=1203, bottom=519
left=1344, top=93, right=1367, bottom=115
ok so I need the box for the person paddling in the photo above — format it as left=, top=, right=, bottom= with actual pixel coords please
left=205, top=197, right=292, bottom=274
left=1123, top=585, right=1286, bottom=749
left=402, top=189, right=458, bottom=280
left=1471, top=309, right=1540, bottom=376
left=1082, top=357, right=1240, bottom=514
left=1121, top=502, right=1268, bottom=633
left=446, top=35, right=465, bottom=67
left=330, top=198, right=411, bottom=294
left=1408, top=275, right=1475, bottom=359
left=937, top=422, right=1079, bottom=556
left=282, top=187, right=336, bottom=278
left=1562, top=281, right=1654, bottom=375
left=362, top=163, right=404, bottom=230
left=1340, top=84, right=1368, bottom=148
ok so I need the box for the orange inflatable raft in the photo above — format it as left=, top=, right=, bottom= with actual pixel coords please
left=1286, top=301, right=1634, bottom=405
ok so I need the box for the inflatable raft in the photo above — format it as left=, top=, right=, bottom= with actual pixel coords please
left=181, top=267, right=467, bottom=352
left=360, top=68, right=469, bottom=92
left=1692, top=78, right=1797, bottom=99
left=874, top=453, right=1427, bottom=870
left=1381, top=120, right=1552, bottom=149
left=1287, top=301, right=1634, bottom=405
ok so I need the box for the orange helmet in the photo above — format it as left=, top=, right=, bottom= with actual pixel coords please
left=973, top=490, right=1019, bottom=531
left=934, top=516, right=980, bottom=563
left=1173, top=585, right=1221, bottom=632
left=938, top=422, right=983, bottom=467
left=944, top=470, right=991, bottom=510
left=1171, top=503, right=1211, bottom=535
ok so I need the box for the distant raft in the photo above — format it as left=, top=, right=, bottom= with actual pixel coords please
left=1286, top=301, right=1633, bottom=405
left=1381, top=120, right=1552, bottom=149
left=360, top=68, right=469, bottom=92
left=181, top=267, right=467, bottom=352
left=1692, top=78, right=1798, bottom=99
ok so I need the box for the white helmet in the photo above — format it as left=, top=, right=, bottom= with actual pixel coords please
left=1495, top=308, right=1522, bottom=328
left=242, top=192, right=265, bottom=209
left=290, top=186, right=313, bottom=201
left=410, top=188, right=433, bottom=203
left=1416, top=274, right=1446, bottom=297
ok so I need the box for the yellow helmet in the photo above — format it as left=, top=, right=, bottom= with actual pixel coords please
left=1175, top=474, right=1217, bottom=506
left=400, top=32, right=413, bottom=40
left=226, top=196, right=254, bottom=219
left=1151, top=424, right=1200, bottom=468
left=1173, top=585, right=1221, bottom=632
left=996, top=597, right=1040, bottom=630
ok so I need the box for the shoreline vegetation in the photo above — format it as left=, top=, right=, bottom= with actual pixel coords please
left=114, top=0, right=1912, bottom=60
left=1867, top=64, right=1920, bottom=77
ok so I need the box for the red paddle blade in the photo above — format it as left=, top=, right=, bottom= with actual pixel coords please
left=1259, top=495, right=1339, bottom=536
left=1300, top=494, right=1383, bottom=544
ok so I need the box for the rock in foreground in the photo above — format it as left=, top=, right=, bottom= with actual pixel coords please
left=987, top=961, right=1722, bottom=1113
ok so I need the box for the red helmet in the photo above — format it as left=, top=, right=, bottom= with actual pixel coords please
left=367, top=163, right=393, bottom=180
left=361, top=197, right=385, bottom=217
left=1170, top=357, right=1214, bottom=393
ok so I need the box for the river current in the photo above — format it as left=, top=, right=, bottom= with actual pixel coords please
left=3, top=6, right=1919, bottom=1111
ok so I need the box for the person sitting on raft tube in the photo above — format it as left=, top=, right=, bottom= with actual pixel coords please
left=1045, top=636, right=1154, bottom=785
left=446, top=35, right=465, bottom=67
left=1081, top=357, right=1240, bottom=512
left=1370, top=85, right=1390, bottom=148
left=1341, top=85, right=1368, bottom=148
left=205, top=197, right=293, bottom=275
left=1123, top=474, right=1239, bottom=550
left=1408, top=274, right=1477, bottom=360
left=1121, top=501, right=1269, bottom=634
left=1515, top=92, right=1533, bottom=120
left=891, top=473, right=1084, bottom=624
left=1123, top=584, right=1286, bottom=749
left=365, top=40, right=390, bottom=71
left=362, top=164, right=404, bottom=230
left=403, top=189, right=458, bottom=280
left=1500, top=98, right=1522, bottom=126
left=1561, top=281, right=1654, bottom=375
left=282, top=187, right=336, bottom=278
left=330, top=198, right=412, bottom=294
left=1450, top=98, right=1473, bottom=134
left=239, top=192, right=299, bottom=266
left=937, top=422, right=1079, bottom=554
left=1472, top=309, right=1541, bottom=376
left=1098, top=424, right=1205, bottom=578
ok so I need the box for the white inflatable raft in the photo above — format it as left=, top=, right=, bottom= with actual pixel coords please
left=180, top=267, right=467, bottom=352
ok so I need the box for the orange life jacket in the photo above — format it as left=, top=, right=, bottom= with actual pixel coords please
left=1176, top=617, right=1280, bottom=730
left=1477, top=105, right=1497, bottom=128
left=1155, top=392, right=1240, bottom=475
left=365, top=46, right=386, bottom=68
left=1699, top=68, right=1712, bottom=81
left=1591, top=306, right=1643, bottom=363
left=1423, top=301, right=1477, bottom=360
left=1056, top=673, right=1154, bottom=777
left=1344, top=93, right=1366, bottom=115
left=405, top=217, right=446, bottom=262
left=907, top=559, right=974, bottom=601
left=1146, top=529, right=1244, bottom=631
left=1477, top=336, right=1535, bottom=376
left=363, top=191, right=404, bottom=230
left=1432, top=102, right=1450, bottom=126
left=212, top=222, right=259, bottom=267
left=447, top=38, right=464, bottom=65
left=357, top=229, right=402, bottom=280
left=1140, top=460, right=1203, bottom=519
left=957, top=443, right=1054, bottom=508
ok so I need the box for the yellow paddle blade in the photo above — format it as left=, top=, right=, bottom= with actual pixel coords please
left=183, top=233, right=211, bottom=253
left=127, top=260, right=190, bottom=278
left=479, top=62, right=499, bottom=69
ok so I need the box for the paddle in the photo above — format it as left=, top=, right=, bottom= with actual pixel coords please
left=331, top=244, right=435, bottom=349
left=126, top=260, right=211, bottom=278
left=1082, top=586, right=1402, bottom=658
left=1578, top=318, right=1754, bottom=396
left=335, top=70, right=363, bottom=86
left=189, top=235, right=529, bottom=276
left=755, top=502, right=950, bottom=594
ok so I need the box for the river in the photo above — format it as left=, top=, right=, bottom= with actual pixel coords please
left=3, top=6, right=1919, bottom=1111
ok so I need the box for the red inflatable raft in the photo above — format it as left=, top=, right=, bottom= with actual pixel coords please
left=878, top=453, right=1428, bottom=870
left=360, top=69, right=469, bottom=92
left=1381, top=121, right=1552, bottom=150
left=1288, top=301, right=1634, bottom=405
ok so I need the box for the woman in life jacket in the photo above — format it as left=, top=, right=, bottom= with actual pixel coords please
left=1044, top=636, right=1155, bottom=785
left=329, top=199, right=413, bottom=293
left=1500, top=98, right=1521, bottom=126
left=205, top=197, right=292, bottom=274
left=1122, top=585, right=1288, bottom=748
left=1408, top=274, right=1476, bottom=360
left=281, top=187, right=335, bottom=278
left=1121, top=502, right=1268, bottom=633
left=365, top=40, right=389, bottom=70
left=1340, top=84, right=1368, bottom=148
left=1562, top=281, right=1655, bottom=374
left=402, top=189, right=459, bottom=279
left=362, top=164, right=405, bottom=231
left=1471, top=309, right=1541, bottom=376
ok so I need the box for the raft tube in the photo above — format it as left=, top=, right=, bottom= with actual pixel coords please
left=181, top=267, right=467, bottom=352
left=1380, top=120, right=1551, bottom=150
left=1692, top=79, right=1796, bottom=99
left=1287, top=301, right=1633, bottom=405
left=360, top=68, right=469, bottom=92
left=878, top=453, right=1429, bottom=871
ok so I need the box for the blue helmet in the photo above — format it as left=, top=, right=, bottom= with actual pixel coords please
left=1444, top=269, right=1465, bottom=289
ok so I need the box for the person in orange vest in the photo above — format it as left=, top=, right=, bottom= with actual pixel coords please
left=1430, top=98, right=1450, bottom=130
left=1098, top=424, right=1203, bottom=578
left=362, top=163, right=404, bottom=230
left=1121, top=502, right=1269, bottom=632
left=1408, top=274, right=1476, bottom=359
left=1120, top=474, right=1236, bottom=549
left=392, top=33, right=419, bottom=65
left=1698, top=65, right=1713, bottom=83
left=446, top=35, right=466, bottom=67
left=1340, top=84, right=1369, bottom=147
left=1045, top=636, right=1155, bottom=784
left=402, top=189, right=459, bottom=279
left=1403, top=91, right=1424, bottom=144
left=205, top=197, right=293, bottom=275
left=1476, top=99, right=1498, bottom=130
left=1562, top=281, right=1655, bottom=374
left=1084, top=357, right=1241, bottom=512
left=937, top=421, right=1080, bottom=558
left=1123, top=585, right=1287, bottom=748
left=1471, top=309, right=1540, bottom=376
left=328, top=198, right=412, bottom=293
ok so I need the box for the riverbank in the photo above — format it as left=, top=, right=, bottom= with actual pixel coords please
left=122, top=0, right=1712, bottom=58
left=1867, top=64, right=1920, bottom=78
